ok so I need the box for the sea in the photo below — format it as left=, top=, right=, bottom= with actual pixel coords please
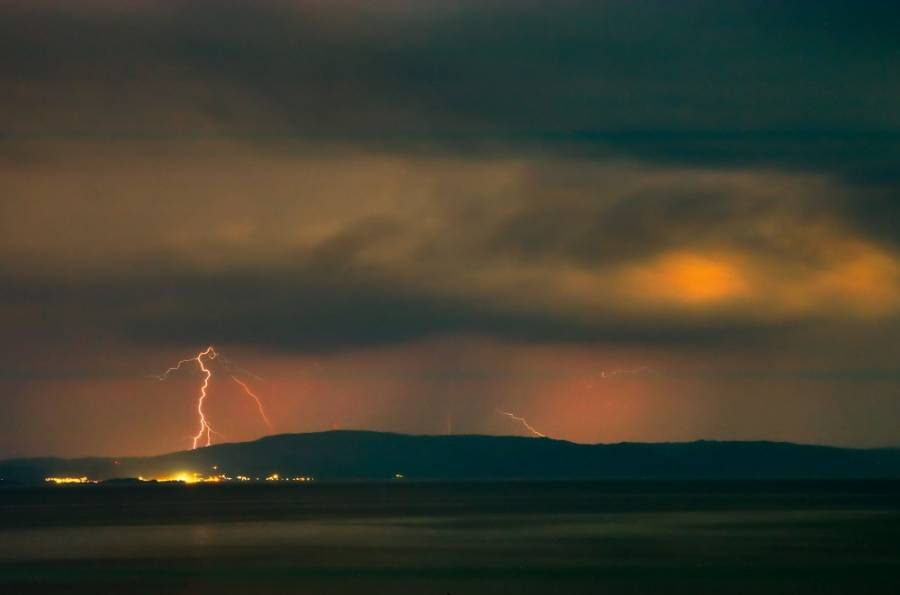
left=2, top=480, right=900, bottom=594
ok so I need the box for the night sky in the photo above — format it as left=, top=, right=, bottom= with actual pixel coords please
left=2, top=1, right=899, bottom=457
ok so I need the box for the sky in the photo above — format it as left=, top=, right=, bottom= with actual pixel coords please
left=2, top=0, right=899, bottom=457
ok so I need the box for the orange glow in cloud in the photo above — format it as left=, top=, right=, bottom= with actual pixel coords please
left=626, top=251, right=749, bottom=307
left=615, top=241, right=900, bottom=319
left=813, top=244, right=900, bottom=317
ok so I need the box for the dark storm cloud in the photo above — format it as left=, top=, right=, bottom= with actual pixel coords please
left=1, top=148, right=895, bottom=354
left=839, top=190, right=900, bottom=248
left=488, top=168, right=835, bottom=267
left=4, top=2, right=900, bottom=457
left=3, top=1, right=898, bottom=248
left=0, top=258, right=804, bottom=357
left=1, top=0, right=899, bottom=353
left=2, top=1, right=898, bottom=163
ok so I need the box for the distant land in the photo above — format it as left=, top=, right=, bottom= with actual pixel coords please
left=3, top=431, right=900, bottom=485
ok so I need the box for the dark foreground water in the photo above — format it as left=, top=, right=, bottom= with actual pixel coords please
left=2, top=480, right=900, bottom=594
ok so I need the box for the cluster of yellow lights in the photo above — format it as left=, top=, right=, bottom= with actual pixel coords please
left=265, top=473, right=314, bottom=482
left=138, top=471, right=315, bottom=484
left=141, top=472, right=231, bottom=484
left=44, top=471, right=316, bottom=485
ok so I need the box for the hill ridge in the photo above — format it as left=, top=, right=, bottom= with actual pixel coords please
left=3, top=431, right=900, bottom=484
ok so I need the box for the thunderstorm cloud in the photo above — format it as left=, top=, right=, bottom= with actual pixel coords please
left=1, top=0, right=899, bottom=455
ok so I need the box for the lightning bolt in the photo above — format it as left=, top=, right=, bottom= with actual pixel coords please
left=582, top=366, right=651, bottom=390
left=218, top=354, right=266, bottom=383
left=156, top=346, right=215, bottom=383
left=157, top=346, right=274, bottom=450
left=496, top=409, right=546, bottom=438
left=598, top=366, right=649, bottom=379
left=157, top=346, right=221, bottom=449
left=231, top=376, right=274, bottom=431
left=190, top=347, right=221, bottom=449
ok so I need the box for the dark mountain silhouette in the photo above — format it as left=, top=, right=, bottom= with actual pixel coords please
left=3, top=431, right=900, bottom=485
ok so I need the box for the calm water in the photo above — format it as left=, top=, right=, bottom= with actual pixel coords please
left=2, top=481, right=900, bottom=594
